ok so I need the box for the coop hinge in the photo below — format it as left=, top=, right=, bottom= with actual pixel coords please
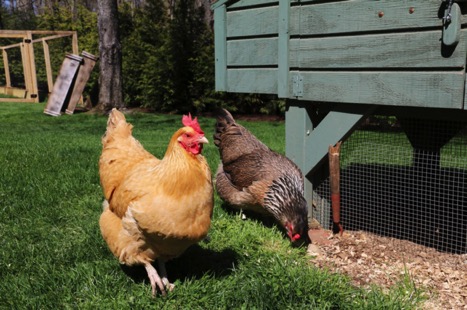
left=292, top=73, right=303, bottom=97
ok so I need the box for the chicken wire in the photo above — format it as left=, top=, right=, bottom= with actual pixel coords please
left=313, top=116, right=467, bottom=254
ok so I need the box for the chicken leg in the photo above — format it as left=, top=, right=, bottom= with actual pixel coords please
left=144, top=260, right=175, bottom=297
left=157, top=259, right=175, bottom=292
left=144, top=262, right=166, bottom=296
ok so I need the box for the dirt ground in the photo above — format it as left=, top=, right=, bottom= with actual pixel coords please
left=307, top=230, right=467, bottom=309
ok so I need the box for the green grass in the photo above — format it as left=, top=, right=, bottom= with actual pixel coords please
left=0, top=102, right=426, bottom=309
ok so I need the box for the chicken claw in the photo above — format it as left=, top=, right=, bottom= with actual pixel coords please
left=158, top=260, right=175, bottom=293
left=144, top=263, right=166, bottom=297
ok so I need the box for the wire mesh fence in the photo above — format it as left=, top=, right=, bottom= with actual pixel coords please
left=314, top=115, right=467, bottom=254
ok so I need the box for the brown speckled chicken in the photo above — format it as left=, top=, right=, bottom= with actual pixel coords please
left=99, top=109, right=213, bottom=296
left=214, top=108, right=308, bottom=243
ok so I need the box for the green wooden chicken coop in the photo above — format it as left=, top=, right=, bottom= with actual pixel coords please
left=212, top=0, right=467, bottom=253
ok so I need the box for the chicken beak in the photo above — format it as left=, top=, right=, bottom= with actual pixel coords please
left=199, top=136, right=209, bottom=144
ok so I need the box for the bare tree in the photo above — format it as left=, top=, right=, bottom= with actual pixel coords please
left=97, top=0, right=124, bottom=112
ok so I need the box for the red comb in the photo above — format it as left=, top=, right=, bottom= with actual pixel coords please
left=182, top=113, right=204, bottom=134
left=292, top=233, right=301, bottom=241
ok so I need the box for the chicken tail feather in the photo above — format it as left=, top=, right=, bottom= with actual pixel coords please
left=108, top=108, right=125, bottom=125
left=214, top=108, right=238, bottom=147
left=102, top=109, right=132, bottom=144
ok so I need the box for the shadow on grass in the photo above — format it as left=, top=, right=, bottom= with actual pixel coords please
left=121, top=245, right=239, bottom=284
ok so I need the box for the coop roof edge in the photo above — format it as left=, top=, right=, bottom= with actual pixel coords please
left=211, top=0, right=238, bottom=10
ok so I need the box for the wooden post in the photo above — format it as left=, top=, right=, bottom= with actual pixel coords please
left=71, top=32, right=79, bottom=55
left=65, top=51, right=98, bottom=114
left=44, top=54, right=83, bottom=116
left=20, top=42, right=31, bottom=98
left=329, top=141, right=344, bottom=235
left=2, top=49, right=11, bottom=88
left=42, top=39, right=54, bottom=94
left=24, top=31, right=39, bottom=102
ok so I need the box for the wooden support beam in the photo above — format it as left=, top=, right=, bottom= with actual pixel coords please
left=35, top=33, right=77, bottom=43
left=72, top=32, right=79, bottom=55
left=285, top=104, right=315, bottom=224
left=302, top=104, right=377, bottom=176
left=0, top=86, right=27, bottom=98
left=0, top=98, right=36, bottom=102
left=214, top=4, right=227, bottom=91
left=0, top=30, right=75, bottom=38
left=1, top=34, right=77, bottom=50
left=0, top=30, right=29, bottom=38
left=277, top=0, right=289, bottom=98
left=42, top=39, right=54, bottom=93
left=25, top=31, right=39, bottom=102
left=20, top=43, right=31, bottom=97
left=2, top=49, right=11, bottom=88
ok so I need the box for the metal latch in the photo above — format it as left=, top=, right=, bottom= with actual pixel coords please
left=442, top=0, right=461, bottom=46
left=443, top=0, right=455, bottom=24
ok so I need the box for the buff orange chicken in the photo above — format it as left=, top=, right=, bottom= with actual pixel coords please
left=98, top=109, right=213, bottom=296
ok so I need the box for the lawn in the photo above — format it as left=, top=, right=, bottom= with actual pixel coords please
left=0, top=102, right=425, bottom=309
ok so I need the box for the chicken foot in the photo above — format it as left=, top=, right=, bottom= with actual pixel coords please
left=157, top=259, right=175, bottom=292
left=144, top=262, right=164, bottom=296
left=144, top=260, right=175, bottom=297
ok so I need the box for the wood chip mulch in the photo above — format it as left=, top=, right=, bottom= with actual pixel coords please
left=307, top=231, right=467, bottom=309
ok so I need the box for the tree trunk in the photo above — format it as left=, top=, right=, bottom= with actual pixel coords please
left=96, top=0, right=124, bottom=113
left=17, top=0, right=34, bottom=12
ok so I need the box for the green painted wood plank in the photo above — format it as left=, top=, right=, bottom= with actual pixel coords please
left=229, top=0, right=277, bottom=9
left=289, top=30, right=467, bottom=69
left=226, top=30, right=467, bottom=69
left=289, top=71, right=465, bottom=109
left=212, top=0, right=276, bottom=10
left=225, top=30, right=467, bottom=69
left=277, top=0, right=290, bottom=98
left=227, top=6, right=278, bottom=37
left=227, top=38, right=277, bottom=66
left=290, top=0, right=444, bottom=36
left=214, top=5, right=228, bottom=91
left=227, top=68, right=277, bottom=93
